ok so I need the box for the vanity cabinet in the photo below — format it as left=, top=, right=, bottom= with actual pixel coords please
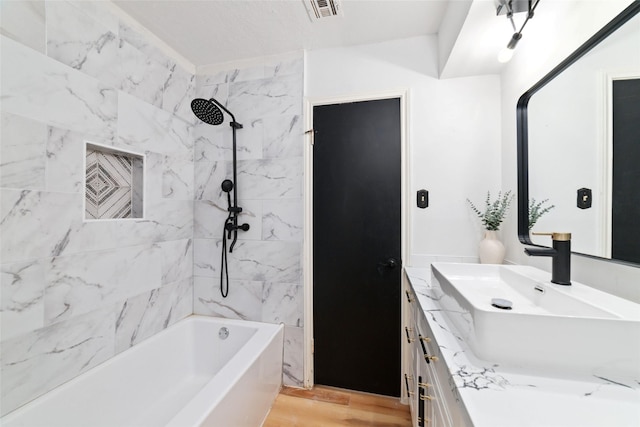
left=403, top=277, right=470, bottom=427
left=403, top=286, right=417, bottom=424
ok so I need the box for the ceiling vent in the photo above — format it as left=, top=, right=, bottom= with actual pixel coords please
left=304, top=0, right=344, bottom=21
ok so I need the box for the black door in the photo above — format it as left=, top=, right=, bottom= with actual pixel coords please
left=612, top=78, right=640, bottom=264
left=313, top=98, right=402, bottom=397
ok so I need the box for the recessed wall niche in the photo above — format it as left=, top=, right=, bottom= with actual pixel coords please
left=84, top=143, right=144, bottom=220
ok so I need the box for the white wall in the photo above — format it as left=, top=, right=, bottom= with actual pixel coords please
left=438, top=0, right=473, bottom=76
left=501, top=0, right=640, bottom=303
left=305, top=36, right=503, bottom=263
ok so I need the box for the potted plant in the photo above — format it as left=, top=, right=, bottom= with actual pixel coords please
left=467, top=191, right=514, bottom=264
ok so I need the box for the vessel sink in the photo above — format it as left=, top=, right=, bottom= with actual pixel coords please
left=431, top=262, right=640, bottom=378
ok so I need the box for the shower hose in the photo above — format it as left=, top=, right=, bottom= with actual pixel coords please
left=220, top=214, right=234, bottom=298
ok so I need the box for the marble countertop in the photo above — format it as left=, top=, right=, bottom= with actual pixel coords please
left=405, top=266, right=640, bottom=427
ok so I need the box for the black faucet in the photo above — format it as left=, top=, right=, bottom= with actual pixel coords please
left=524, top=232, right=572, bottom=285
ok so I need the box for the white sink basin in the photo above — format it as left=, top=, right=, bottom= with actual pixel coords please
left=431, top=262, right=640, bottom=378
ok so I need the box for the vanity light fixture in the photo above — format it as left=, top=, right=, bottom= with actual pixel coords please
left=496, top=0, right=540, bottom=63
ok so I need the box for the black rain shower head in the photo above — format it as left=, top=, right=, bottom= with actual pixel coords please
left=191, top=98, right=224, bottom=125
left=191, top=97, right=242, bottom=129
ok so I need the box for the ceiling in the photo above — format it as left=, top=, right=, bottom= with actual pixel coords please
left=113, top=0, right=451, bottom=67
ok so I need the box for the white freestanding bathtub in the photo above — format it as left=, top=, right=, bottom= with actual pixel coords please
left=1, top=316, right=284, bottom=427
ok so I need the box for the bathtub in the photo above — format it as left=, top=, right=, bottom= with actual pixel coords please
left=1, top=316, right=284, bottom=427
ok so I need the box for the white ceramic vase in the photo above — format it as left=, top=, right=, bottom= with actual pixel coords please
left=478, top=230, right=505, bottom=264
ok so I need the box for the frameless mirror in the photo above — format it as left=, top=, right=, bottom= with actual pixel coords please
left=517, top=2, right=640, bottom=266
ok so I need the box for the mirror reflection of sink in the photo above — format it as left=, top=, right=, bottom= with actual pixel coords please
left=431, top=262, right=640, bottom=378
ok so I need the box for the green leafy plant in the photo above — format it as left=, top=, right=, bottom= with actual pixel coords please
left=528, top=198, right=555, bottom=230
left=467, top=191, right=514, bottom=231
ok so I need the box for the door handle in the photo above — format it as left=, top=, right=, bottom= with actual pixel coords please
left=377, top=257, right=401, bottom=275
left=379, top=258, right=400, bottom=269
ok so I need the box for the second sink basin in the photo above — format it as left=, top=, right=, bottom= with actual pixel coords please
left=431, top=262, right=640, bottom=378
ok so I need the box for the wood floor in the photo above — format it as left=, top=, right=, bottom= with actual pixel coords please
left=263, top=385, right=412, bottom=427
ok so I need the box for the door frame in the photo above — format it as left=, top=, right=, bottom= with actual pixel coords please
left=303, top=89, right=411, bottom=396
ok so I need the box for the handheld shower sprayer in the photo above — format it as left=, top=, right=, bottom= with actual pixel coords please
left=192, top=98, right=250, bottom=298
left=221, top=179, right=234, bottom=219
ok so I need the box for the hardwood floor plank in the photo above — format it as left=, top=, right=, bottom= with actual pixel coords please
left=349, top=393, right=410, bottom=415
left=264, top=386, right=411, bottom=427
left=280, top=385, right=351, bottom=405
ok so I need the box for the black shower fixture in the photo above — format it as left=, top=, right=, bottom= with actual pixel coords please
left=191, top=97, right=243, bottom=130
left=191, top=98, right=224, bottom=125
left=191, top=97, right=249, bottom=298
left=221, top=179, right=234, bottom=193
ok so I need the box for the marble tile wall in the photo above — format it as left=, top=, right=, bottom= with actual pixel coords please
left=193, top=55, right=305, bottom=386
left=0, top=1, right=194, bottom=416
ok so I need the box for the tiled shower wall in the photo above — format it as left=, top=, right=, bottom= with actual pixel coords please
left=0, top=2, right=194, bottom=415
left=193, top=57, right=305, bottom=386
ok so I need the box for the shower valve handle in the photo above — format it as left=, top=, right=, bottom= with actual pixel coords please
left=225, top=222, right=250, bottom=233
left=225, top=221, right=234, bottom=239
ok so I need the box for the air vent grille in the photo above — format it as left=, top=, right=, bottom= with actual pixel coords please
left=305, top=0, right=343, bottom=21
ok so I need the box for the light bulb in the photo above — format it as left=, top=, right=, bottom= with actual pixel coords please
left=498, top=47, right=514, bottom=63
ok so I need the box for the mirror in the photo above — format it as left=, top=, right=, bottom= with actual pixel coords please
left=517, top=2, right=640, bottom=266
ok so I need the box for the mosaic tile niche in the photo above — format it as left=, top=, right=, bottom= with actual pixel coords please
left=85, top=143, right=144, bottom=219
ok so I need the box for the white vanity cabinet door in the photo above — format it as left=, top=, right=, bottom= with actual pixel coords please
left=402, top=279, right=419, bottom=425
left=404, top=352, right=417, bottom=427
left=415, top=303, right=472, bottom=427
left=404, top=282, right=450, bottom=426
left=415, top=316, right=453, bottom=427
left=404, top=277, right=471, bottom=427
left=416, top=346, right=451, bottom=427
left=415, top=344, right=432, bottom=426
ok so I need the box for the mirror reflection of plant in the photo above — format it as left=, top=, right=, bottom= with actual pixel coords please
left=467, top=191, right=514, bottom=231
left=528, top=198, right=555, bottom=230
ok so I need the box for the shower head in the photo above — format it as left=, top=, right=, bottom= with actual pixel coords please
left=191, top=98, right=224, bottom=125
left=191, top=97, right=243, bottom=129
